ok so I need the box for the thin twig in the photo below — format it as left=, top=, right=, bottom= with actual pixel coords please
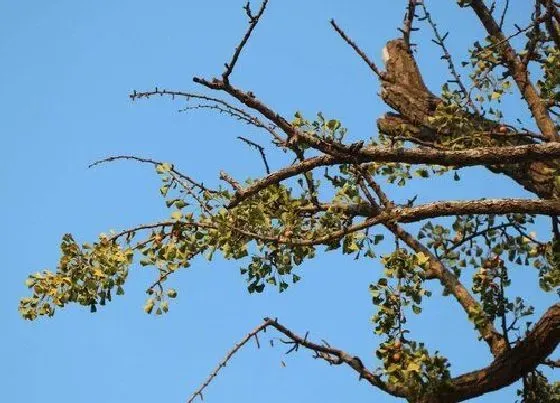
left=186, top=320, right=270, bottom=403
left=419, top=1, right=480, bottom=114
left=131, top=88, right=284, bottom=143
left=499, top=0, right=510, bottom=29
left=89, top=154, right=217, bottom=194
left=222, top=0, right=269, bottom=83
left=237, top=136, right=271, bottom=174
left=330, top=19, right=384, bottom=79
left=400, top=0, right=419, bottom=50
left=186, top=318, right=406, bottom=403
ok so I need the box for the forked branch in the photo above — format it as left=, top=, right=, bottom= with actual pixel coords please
left=222, top=0, right=269, bottom=83
left=186, top=317, right=408, bottom=403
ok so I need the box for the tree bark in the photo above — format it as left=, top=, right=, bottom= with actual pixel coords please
left=378, top=39, right=559, bottom=199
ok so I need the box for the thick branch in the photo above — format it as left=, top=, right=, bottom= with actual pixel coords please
left=445, top=303, right=560, bottom=401
left=357, top=174, right=507, bottom=355
left=387, top=222, right=507, bottom=356
left=227, top=143, right=560, bottom=207
left=465, top=0, right=559, bottom=141
left=229, top=199, right=560, bottom=248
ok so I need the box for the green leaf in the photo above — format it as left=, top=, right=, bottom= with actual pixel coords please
left=326, top=119, right=341, bottom=130
left=175, top=200, right=187, bottom=209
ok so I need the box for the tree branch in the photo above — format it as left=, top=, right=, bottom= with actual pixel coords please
left=356, top=173, right=508, bottom=355
left=131, top=88, right=284, bottom=143
left=464, top=0, right=559, bottom=141
left=187, top=317, right=409, bottom=402
left=237, top=136, right=271, bottom=174
left=227, top=199, right=560, bottom=248
left=444, top=303, right=560, bottom=401
left=330, top=19, right=384, bottom=79
left=89, top=154, right=217, bottom=194
left=222, top=0, right=269, bottom=83
left=400, top=0, right=419, bottom=50
left=227, top=142, right=560, bottom=208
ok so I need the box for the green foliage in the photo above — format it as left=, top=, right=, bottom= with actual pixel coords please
left=538, top=47, right=560, bottom=104
left=539, top=238, right=560, bottom=293
left=16, top=1, right=560, bottom=400
left=418, top=213, right=548, bottom=333
left=291, top=111, right=347, bottom=145
left=20, top=234, right=132, bottom=320
left=517, top=371, right=560, bottom=403
left=376, top=339, right=451, bottom=396
left=369, top=249, right=450, bottom=394
left=370, top=249, right=431, bottom=336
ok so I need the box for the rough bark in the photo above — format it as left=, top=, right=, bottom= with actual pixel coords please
left=377, top=39, right=560, bottom=199
left=435, top=304, right=560, bottom=402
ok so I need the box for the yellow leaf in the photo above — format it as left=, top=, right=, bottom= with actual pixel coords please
left=407, top=362, right=421, bottom=372
left=92, top=267, right=106, bottom=278
left=416, top=252, right=429, bottom=267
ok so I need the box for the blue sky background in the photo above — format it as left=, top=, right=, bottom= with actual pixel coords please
left=1, top=1, right=556, bottom=402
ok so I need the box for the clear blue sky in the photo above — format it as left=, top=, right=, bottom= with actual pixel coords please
left=1, top=1, right=555, bottom=402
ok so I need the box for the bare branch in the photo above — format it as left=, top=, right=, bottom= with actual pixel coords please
left=186, top=320, right=270, bottom=403
left=237, top=136, right=271, bottom=174
left=186, top=318, right=408, bottom=402
left=500, top=0, right=511, bottom=29
left=131, top=88, right=284, bottom=143
left=400, top=0, right=419, bottom=50
left=330, top=19, right=384, bottom=79
left=222, top=0, right=269, bottom=83
left=193, top=77, right=297, bottom=141
left=419, top=1, right=479, bottom=114
left=89, top=154, right=217, bottom=194
left=220, top=170, right=242, bottom=192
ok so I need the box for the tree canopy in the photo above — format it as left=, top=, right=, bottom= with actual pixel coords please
left=18, top=1, right=560, bottom=402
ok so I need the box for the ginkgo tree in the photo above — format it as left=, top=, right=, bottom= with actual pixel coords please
left=19, top=1, right=560, bottom=402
